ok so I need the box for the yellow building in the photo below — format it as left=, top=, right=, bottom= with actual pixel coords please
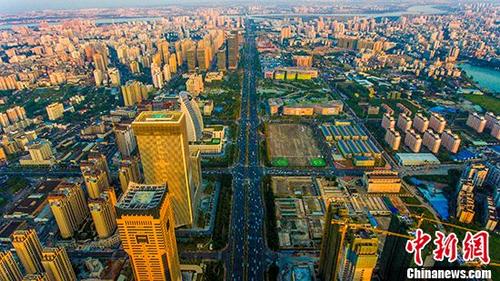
left=185, top=74, right=204, bottom=96
left=132, top=111, right=194, bottom=227
left=41, top=247, right=76, bottom=281
left=363, top=170, right=401, bottom=193
left=19, top=140, right=56, bottom=167
left=48, top=182, right=89, bottom=239
left=45, top=103, right=64, bottom=121
left=0, top=251, right=22, bottom=281
left=11, top=229, right=44, bottom=274
left=88, top=191, right=116, bottom=239
left=338, top=231, right=379, bottom=281
left=121, top=81, right=151, bottom=107
left=82, top=169, right=109, bottom=199
left=118, top=157, right=142, bottom=193
left=116, top=183, right=181, bottom=281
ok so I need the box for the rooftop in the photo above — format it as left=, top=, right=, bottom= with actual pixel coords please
left=116, top=183, right=168, bottom=218
left=133, top=111, right=182, bottom=123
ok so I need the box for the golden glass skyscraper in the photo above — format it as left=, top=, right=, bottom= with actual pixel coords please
left=116, top=183, right=181, bottom=281
left=0, top=251, right=22, bottom=281
left=11, top=229, right=44, bottom=274
left=132, top=111, right=194, bottom=227
left=41, top=247, right=76, bottom=281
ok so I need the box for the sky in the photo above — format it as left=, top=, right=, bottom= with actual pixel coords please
left=0, top=0, right=192, bottom=14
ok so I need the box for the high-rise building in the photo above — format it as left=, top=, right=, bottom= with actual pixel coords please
left=93, top=52, right=107, bottom=72
left=116, top=183, right=181, bottom=281
left=217, top=47, right=227, bottom=71
left=41, top=247, right=76, bottom=281
left=422, top=129, right=441, bottom=154
left=381, top=113, right=395, bottom=130
left=397, top=113, right=412, bottom=132
left=189, top=149, right=202, bottom=192
left=319, top=203, right=349, bottom=281
left=413, top=113, right=429, bottom=133
left=107, top=68, right=121, bottom=86
left=179, top=92, right=204, bottom=142
left=45, top=103, right=64, bottom=121
left=292, top=55, right=313, bottom=67
left=378, top=215, right=412, bottom=281
left=463, top=163, right=489, bottom=187
left=441, top=129, right=461, bottom=153
left=196, top=42, right=211, bottom=71
left=466, top=112, right=487, bottom=133
left=118, top=157, right=142, bottom=193
left=113, top=121, right=137, bottom=158
left=151, top=66, right=164, bottom=89
left=11, top=229, right=44, bottom=274
left=186, top=46, right=197, bottom=72
left=429, top=113, right=447, bottom=133
left=338, top=230, right=379, bottom=281
left=0, top=251, right=22, bottom=281
left=132, top=111, right=194, bottom=227
left=384, top=128, right=401, bottom=150
left=121, top=80, right=151, bottom=107
left=227, top=32, right=239, bottom=70
left=88, top=191, right=116, bottom=239
left=48, top=182, right=89, bottom=239
left=19, top=140, right=56, bottom=167
left=81, top=152, right=111, bottom=182
left=457, top=180, right=475, bottom=223
left=168, top=54, right=178, bottom=74
left=82, top=169, right=109, bottom=199
left=280, top=26, right=292, bottom=42
left=404, top=129, right=422, bottom=153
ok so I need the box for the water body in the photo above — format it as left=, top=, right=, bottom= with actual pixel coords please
left=458, top=63, right=500, bottom=93
left=0, top=4, right=448, bottom=30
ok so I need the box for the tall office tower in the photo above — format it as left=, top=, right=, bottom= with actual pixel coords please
left=151, top=65, right=164, bottom=89
left=378, top=215, right=412, bottom=281
left=41, top=247, right=76, bottom=281
left=338, top=230, right=379, bottom=281
left=413, top=113, right=429, bottom=133
left=168, top=54, right=178, bottom=73
left=22, top=274, right=49, bottom=281
left=196, top=43, right=210, bottom=71
left=217, top=47, right=227, bottom=71
left=384, top=128, right=401, bottom=150
left=107, top=68, right=121, bottom=86
left=82, top=169, right=110, bottom=199
left=319, top=203, right=349, bottom=281
left=48, top=182, right=89, bottom=239
left=116, top=183, right=181, bottom=281
left=46, top=103, right=64, bottom=121
left=441, top=129, right=461, bottom=153
left=463, top=163, right=489, bottom=187
left=93, top=52, right=107, bottom=72
left=186, top=46, right=197, bottom=72
left=179, top=92, right=204, bottom=142
left=88, top=192, right=116, bottom=239
left=429, top=112, right=447, bottom=133
left=0, top=251, right=22, bottom=281
left=132, top=111, right=194, bottom=227
left=397, top=113, right=412, bottom=132
left=121, top=80, right=151, bottom=107
left=113, top=121, right=137, bottom=157
left=404, top=129, right=422, bottom=153
left=11, top=229, right=44, bottom=274
left=118, top=157, right=142, bottom=193
left=466, top=112, right=487, bottom=133
left=227, top=33, right=239, bottom=70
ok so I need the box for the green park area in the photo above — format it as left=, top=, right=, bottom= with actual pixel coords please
left=271, top=157, right=289, bottom=167
left=464, top=94, right=500, bottom=115
left=203, top=72, right=242, bottom=120
left=310, top=158, right=326, bottom=167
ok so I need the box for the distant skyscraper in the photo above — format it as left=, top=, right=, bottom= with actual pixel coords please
left=319, top=203, right=349, bottom=281
left=41, top=247, right=76, bottom=281
left=82, top=169, right=109, bottom=199
left=179, top=91, right=204, bottom=142
left=0, top=251, right=22, bottom=281
left=121, top=80, right=151, bottom=107
left=113, top=121, right=137, bottom=157
left=116, top=183, right=181, bottom=281
left=132, top=111, right=194, bottom=227
left=227, top=32, right=239, bottom=70
left=11, top=229, right=44, bottom=274
left=48, top=182, right=89, bottom=239
left=217, top=47, right=227, bottom=71
left=186, top=46, right=197, bottom=72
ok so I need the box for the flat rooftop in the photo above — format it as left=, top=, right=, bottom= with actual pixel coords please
left=133, top=111, right=182, bottom=123
left=116, top=183, right=168, bottom=218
